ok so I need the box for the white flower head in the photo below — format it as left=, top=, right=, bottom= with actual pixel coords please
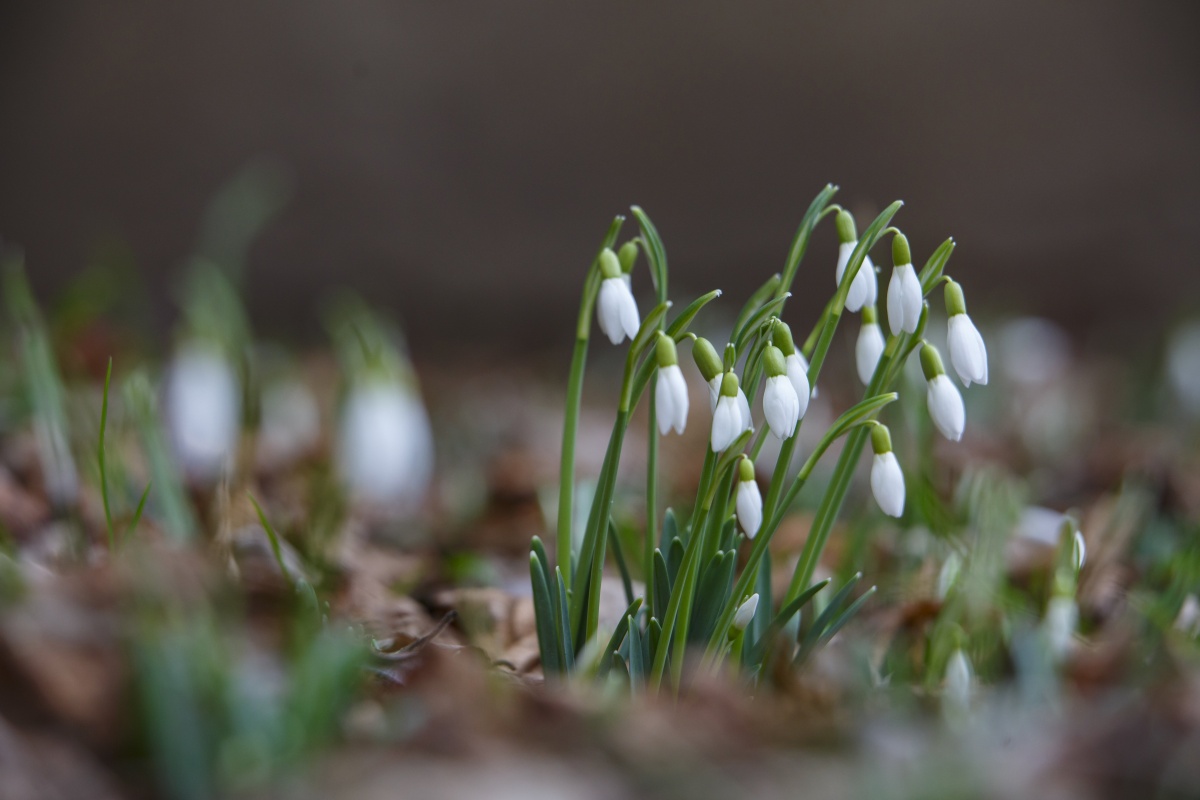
left=595, top=248, right=640, bottom=345
left=834, top=210, right=876, bottom=312
left=1072, top=529, right=1087, bottom=572
left=887, top=233, right=923, bottom=335
left=733, top=592, right=760, bottom=631
left=761, top=345, right=799, bottom=440
left=1175, top=594, right=1200, bottom=637
left=1043, top=594, right=1079, bottom=662
left=771, top=320, right=814, bottom=412
left=869, top=425, right=905, bottom=518
left=711, top=371, right=745, bottom=452
left=165, top=341, right=241, bottom=482
left=945, top=279, right=988, bottom=387
left=654, top=334, right=689, bottom=435
left=735, top=457, right=762, bottom=539
left=338, top=378, right=434, bottom=509
left=921, top=344, right=966, bottom=441
left=856, top=306, right=886, bottom=386
left=943, top=648, right=973, bottom=711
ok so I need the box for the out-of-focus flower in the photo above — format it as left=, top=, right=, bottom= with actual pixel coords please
left=338, top=378, right=433, bottom=508
left=886, top=233, right=922, bottom=335
left=856, top=305, right=886, bottom=386
left=257, top=378, right=321, bottom=468
left=943, top=648, right=973, bottom=710
left=1042, top=594, right=1078, bottom=661
left=1175, top=594, right=1200, bottom=637
left=735, top=456, right=762, bottom=538
left=869, top=424, right=905, bottom=518
left=921, top=344, right=965, bottom=441
left=164, top=341, right=241, bottom=482
left=596, top=248, right=640, bottom=345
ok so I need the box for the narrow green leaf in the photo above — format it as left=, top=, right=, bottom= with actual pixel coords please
left=98, top=356, right=116, bottom=550
left=631, top=206, right=668, bottom=300
left=530, top=554, right=562, bottom=675
left=531, top=536, right=553, bottom=591
left=690, top=551, right=736, bottom=644
left=596, top=597, right=642, bottom=679
left=919, top=238, right=956, bottom=294
left=799, top=573, right=862, bottom=654
left=556, top=567, right=575, bottom=670
left=665, top=290, right=723, bottom=340
left=652, top=549, right=672, bottom=621
left=248, top=493, right=293, bottom=587
left=608, top=520, right=635, bottom=608
left=627, top=615, right=645, bottom=691
left=730, top=273, right=781, bottom=343
left=125, top=481, right=152, bottom=542
left=667, top=537, right=684, bottom=586
left=661, top=508, right=679, bottom=551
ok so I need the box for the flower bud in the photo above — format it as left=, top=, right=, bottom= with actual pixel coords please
left=869, top=425, right=905, bottom=518
left=945, top=279, right=988, bottom=387
left=735, top=456, right=763, bottom=538
left=733, top=593, right=760, bottom=631
left=887, top=233, right=922, bottom=335
left=655, top=335, right=689, bottom=436
left=856, top=305, right=886, bottom=385
left=921, top=344, right=965, bottom=441
left=711, top=372, right=744, bottom=452
left=617, top=240, right=639, bottom=275
left=692, top=337, right=723, bottom=383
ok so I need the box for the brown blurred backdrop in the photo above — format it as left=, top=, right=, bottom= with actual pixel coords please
left=1, top=0, right=1198, bottom=356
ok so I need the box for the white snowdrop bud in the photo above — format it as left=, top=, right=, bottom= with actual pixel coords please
left=711, top=372, right=744, bottom=452
left=921, top=344, right=966, bottom=441
left=887, top=233, right=923, bottom=335
left=772, top=321, right=814, bottom=408
left=945, top=279, right=988, bottom=387
left=761, top=345, right=800, bottom=439
left=869, top=425, right=905, bottom=518
left=338, top=378, right=434, bottom=509
left=1042, top=594, right=1078, bottom=662
left=835, top=210, right=877, bottom=313
left=856, top=304, right=886, bottom=386
left=164, top=341, right=241, bottom=482
left=654, top=334, right=689, bottom=435
left=943, top=648, right=973, bottom=710
left=735, top=456, right=762, bottom=539
left=733, top=593, right=761, bottom=631
left=595, top=248, right=640, bottom=345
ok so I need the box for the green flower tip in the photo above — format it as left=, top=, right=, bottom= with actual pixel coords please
left=871, top=423, right=893, bottom=455
left=617, top=240, right=638, bottom=275
left=892, top=232, right=911, bottom=266
left=692, top=337, right=723, bottom=381
left=944, top=278, right=967, bottom=317
left=920, top=343, right=946, bottom=380
left=835, top=210, right=858, bottom=244
left=720, top=370, right=740, bottom=398
left=771, top=320, right=796, bottom=356
left=738, top=455, right=755, bottom=483
left=763, top=345, right=787, bottom=377
left=598, top=247, right=622, bottom=279
left=655, top=331, right=678, bottom=367
left=862, top=303, right=878, bottom=325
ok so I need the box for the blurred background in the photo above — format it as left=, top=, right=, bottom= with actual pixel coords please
left=1, top=0, right=1198, bottom=357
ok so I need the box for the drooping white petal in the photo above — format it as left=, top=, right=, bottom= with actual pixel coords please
left=165, top=343, right=241, bottom=482
left=711, top=394, right=741, bottom=452
left=860, top=253, right=878, bottom=308
left=736, top=478, right=763, bottom=539
left=655, top=364, right=689, bottom=435
left=870, top=452, right=906, bottom=518
left=763, top=374, right=800, bottom=440
left=1072, top=530, right=1087, bottom=572
left=338, top=380, right=434, bottom=508
left=948, top=313, right=989, bottom=387
left=707, top=374, right=722, bottom=411
left=597, top=277, right=640, bottom=345
left=887, top=263, right=923, bottom=335
left=737, top=388, right=753, bottom=433
left=1043, top=595, right=1078, bottom=661
left=856, top=322, right=886, bottom=386
left=785, top=352, right=812, bottom=420
left=733, top=593, right=760, bottom=631
left=926, top=374, right=966, bottom=441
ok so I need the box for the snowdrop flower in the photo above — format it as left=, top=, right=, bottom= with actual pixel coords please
left=869, top=424, right=905, bottom=518
left=257, top=378, right=321, bottom=467
left=694, top=337, right=725, bottom=409
left=1175, top=594, right=1200, bottom=637
left=762, top=345, right=800, bottom=439
left=595, top=247, right=640, bottom=345
left=164, top=340, right=241, bottom=482
left=921, top=344, right=966, bottom=441
left=886, top=233, right=923, bottom=335
left=937, top=552, right=963, bottom=600
left=835, top=210, right=877, bottom=313
left=772, top=321, right=813, bottom=411
left=338, top=377, right=434, bottom=508
left=710, top=371, right=746, bottom=452
left=856, top=305, right=886, bottom=386
left=654, top=333, right=689, bottom=435
left=943, top=648, right=973, bottom=710
left=733, top=592, right=761, bottom=631
left=735, top=456, right=762, bottom=538
left=1042, top=594, right=1078, bottom=661
left=1072, top=529, right=1087, bottom=572
left=945, top=279, right=988, bottom=387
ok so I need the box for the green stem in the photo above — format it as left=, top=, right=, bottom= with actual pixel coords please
left=558, top=335, right=590, bottom=586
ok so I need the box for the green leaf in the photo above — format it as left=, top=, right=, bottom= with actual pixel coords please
left=530, top=554, right=562, bottom=675
left=730, top=273, right=781, bottom=343
left=596, top=597, right=642, bottom=679
left=631, top=206, right=668, bottom=301
left=665, top=290, right=723, bottom=341
left=608, top=520, right=635, bottom=608
left=797, top=573, right=863, bottom=659
left=690, top=551, right=736, bottom=644
left=919, top=237, right=956, bottom=294
left=248, top=493, right=293, bottom=587
left=531, top=536, right=553, bottom=591
left=661, top=508, right=679, bottom=552
left=556, top=567, right=575, bottom=670
left=652, top=549, right=672, bottom=622
left=667, top=537, right=684, bottom=586
left=733, top=293, right=791, bottom=357
left=627, top=615, right=646, bottom=692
